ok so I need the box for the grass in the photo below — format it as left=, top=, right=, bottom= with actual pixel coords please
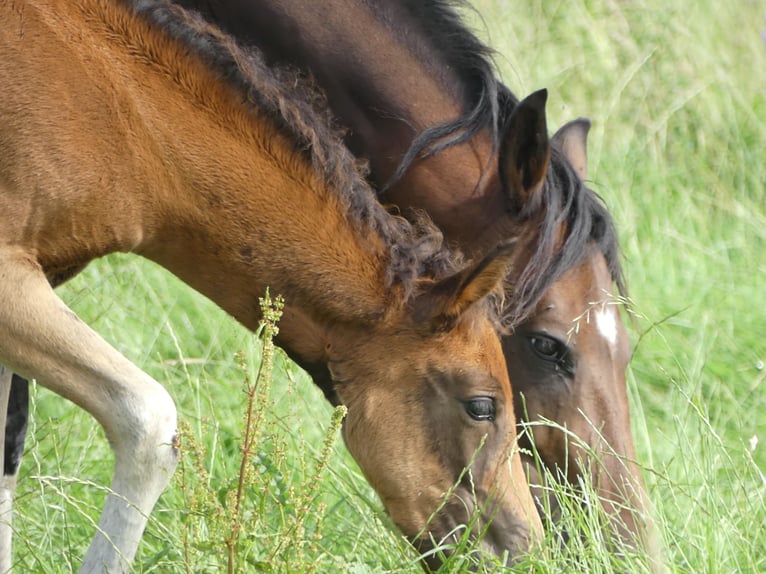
left=9, top=0, right=766, bottom=572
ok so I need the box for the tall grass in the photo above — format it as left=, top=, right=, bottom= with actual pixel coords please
left=472, top=0, right=766, bottom=571
left=10, top=0, right=766, bottom=572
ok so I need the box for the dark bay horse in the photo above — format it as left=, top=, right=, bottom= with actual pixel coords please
left=0, top=0, right=545, bottom=570
left=165, top=0, right=653, bottom=554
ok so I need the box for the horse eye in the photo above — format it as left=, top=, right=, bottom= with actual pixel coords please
left=464, top=397, right=495, bottom=422
left=529, top=334, right=564, bottom=360
left=527, top=333, right=574, bottom=376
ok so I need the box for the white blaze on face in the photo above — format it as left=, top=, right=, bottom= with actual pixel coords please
left=594, top=306, right=618, bottom=348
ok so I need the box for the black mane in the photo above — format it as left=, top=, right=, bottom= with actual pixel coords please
left=368, top=0, right=625, bottom=323
left=505, top=146, right=626, bottom=327
left=380, top=0, right=517, bottom=190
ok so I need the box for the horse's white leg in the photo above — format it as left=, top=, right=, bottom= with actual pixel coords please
left=0, top=366, right=12, bottom=574
left=0, top=249, right=178, bottom=573
left=0, top=373, right=29, bottom=574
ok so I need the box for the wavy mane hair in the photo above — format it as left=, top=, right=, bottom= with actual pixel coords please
left=374, top=0, right=624, bottom=324
left=128, top=0, right=463, bottom=295
left=131, top=0, right=623, bottom=326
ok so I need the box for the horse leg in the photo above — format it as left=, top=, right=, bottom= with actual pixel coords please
left=0, top=374, right=29, bottom=573
left=0, top=366, right=12, bottom=573
left=0, top=249, right=178, bottom=573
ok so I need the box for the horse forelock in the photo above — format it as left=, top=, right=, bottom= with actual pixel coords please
left=124, top=0, right=463, bottom=294
left=501, top=147, right=625, bottom=329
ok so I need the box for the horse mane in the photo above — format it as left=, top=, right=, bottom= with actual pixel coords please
left=378, top=0, right=515, bottom=191
left=503, top=146, right=626, bottom=328
left=128, top=0, right=623, bottom=328
left=125, top=0, right=461, bottom=295
left=362, top=0, right=625, bottom=325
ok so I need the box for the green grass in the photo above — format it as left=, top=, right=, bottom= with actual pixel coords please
left=10, top=0, right=766, bottom=572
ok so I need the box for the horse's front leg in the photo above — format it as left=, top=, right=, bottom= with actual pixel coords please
left=0, top=366, right=12, bottom=574
left=0, top=247, right=179, bottom=573
left=0, top=374, right=29, bottom=574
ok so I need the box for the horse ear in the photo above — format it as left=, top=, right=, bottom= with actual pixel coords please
left=499, top=89, right=551, bottom=213
left=411, top=242, right=515, bottom=331
left=552, top=118, right=591, bottom=181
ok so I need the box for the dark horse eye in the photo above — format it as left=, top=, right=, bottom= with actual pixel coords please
left=464, top=397, right=495, bottom=422
left=528, top=333, right=574, bottom=375
left=529, top=335, right=561, bottom=359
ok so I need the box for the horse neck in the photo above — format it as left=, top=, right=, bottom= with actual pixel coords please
left=141, top=112, right=393, bottom=335
left=73, top=1, right=395, bottom=333
left=146, top=169, right=392, bottom=328
left=175, top=0, right=502, bottom=252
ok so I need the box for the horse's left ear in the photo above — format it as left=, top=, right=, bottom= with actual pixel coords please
left=411, top=242, right=515, bottom=331
left=552, top=118, right=591, bottom=181
left=499, top=89, right=551, bottom=214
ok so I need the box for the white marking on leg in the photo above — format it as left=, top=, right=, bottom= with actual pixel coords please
left=81, top=381, right=178, bottom=574
left=0, top=476, right=16, bottom=574
left=595, top=307, right=618, bottom=348
left=0, top=366, right=13, bottom=574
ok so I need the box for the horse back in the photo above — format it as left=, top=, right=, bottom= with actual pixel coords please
left=0, top=0, right=275, bottom=277
left=0, top=0, right=166, bottom=274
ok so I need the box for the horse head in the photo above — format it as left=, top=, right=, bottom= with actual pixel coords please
left=326, top=243, right=543, bottom=566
